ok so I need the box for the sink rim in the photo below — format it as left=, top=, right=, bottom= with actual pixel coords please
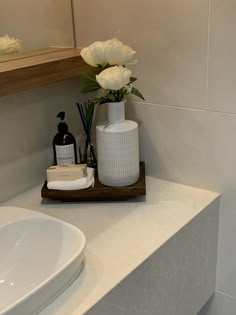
left=0, top=207, right=86, bottom=315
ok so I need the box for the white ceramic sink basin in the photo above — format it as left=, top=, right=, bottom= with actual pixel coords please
left=0, top=207, right=86, bottom=315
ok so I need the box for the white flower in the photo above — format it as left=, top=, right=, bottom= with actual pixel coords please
left=81, top=38, right=136, bottom=67
left=80, top=40, right=106, bottom=67
left=96, top=66, right=132, bottom=91
left=0, top=34, right=21, bottom=55
left=104, top=38, right=136, bottom=66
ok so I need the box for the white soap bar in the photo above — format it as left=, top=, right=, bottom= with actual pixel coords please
left=47, top=164, right=87, bottom=182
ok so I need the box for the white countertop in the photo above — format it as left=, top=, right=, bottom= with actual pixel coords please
left=3, top=177, right=219, bottom=315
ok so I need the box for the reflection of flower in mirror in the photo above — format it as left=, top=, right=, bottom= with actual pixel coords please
left=0, top=34, right=21, bottom=55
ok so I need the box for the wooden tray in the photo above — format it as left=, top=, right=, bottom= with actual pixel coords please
left=41, top=161, right=146, bottom=201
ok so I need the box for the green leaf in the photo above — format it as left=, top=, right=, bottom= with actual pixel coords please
left=79, top=71, right=97, bottom=83
left=85, top=101, right=95, bottom=121
left=130, top=77, right=137, bottom=83
left=107, top=93, right=117, bottom=102
left=79, top=72, right=101, bottom=93
left=131, top=87, right=145, bottom=100
left=97, top=95, right=114, bottom=105
left=97, top=63, right=110, bottom=69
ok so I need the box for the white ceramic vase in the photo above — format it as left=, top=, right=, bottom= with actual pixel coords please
left=96, top=100, right=140, bottom=187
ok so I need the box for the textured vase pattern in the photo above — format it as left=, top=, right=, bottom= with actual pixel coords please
left=96, top=101, right=140, bottom=187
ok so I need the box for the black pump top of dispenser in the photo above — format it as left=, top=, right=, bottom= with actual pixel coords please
left=57, top=111, right=68, bottom=133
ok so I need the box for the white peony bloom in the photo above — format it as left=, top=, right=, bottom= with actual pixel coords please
left=0, top=34, right=21, bottom=55
left=96, top=66, right=132, bottom=91
left=81, top=38, right=136, bottom=67
left=80, top=40, right=106, bottom=67
left=104, top=38, right=136, bottom=66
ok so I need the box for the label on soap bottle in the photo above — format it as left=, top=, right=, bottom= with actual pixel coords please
left=55, top=144, right=75, bottom=165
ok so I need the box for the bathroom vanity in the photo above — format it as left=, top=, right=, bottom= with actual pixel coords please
left=3, top=176, right=219, bottom=315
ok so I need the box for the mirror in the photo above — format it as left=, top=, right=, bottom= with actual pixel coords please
left=0, top=0, right=75, bottom=59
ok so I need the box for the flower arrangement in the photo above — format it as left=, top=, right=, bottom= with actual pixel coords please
left=0, top=34, right=21, bottom=55
left=77, top=39, right=144, bottom=167
left=79, top=38, right=144, bottom=104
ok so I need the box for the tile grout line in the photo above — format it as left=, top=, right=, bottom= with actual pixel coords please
left=129, top=100, right=207, bottom=113
left=205, top=0, right=211, bottom=111
left=130, top=100, right=236, bottom=117
left=216, top=290, right=236, bottom=302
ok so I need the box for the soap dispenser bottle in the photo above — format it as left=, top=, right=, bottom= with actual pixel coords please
left=53, top=111, right=78, bottom=165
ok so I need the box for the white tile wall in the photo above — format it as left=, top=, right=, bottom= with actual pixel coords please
left=199, top=292, right=236, bottom=315
left=208, top=0, right=236, bottom=113
left=126, top=102, right=236, bottom=192
left=73, top=0, right=209, bottom=109
left=73, top=0, right=236, bottom=313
